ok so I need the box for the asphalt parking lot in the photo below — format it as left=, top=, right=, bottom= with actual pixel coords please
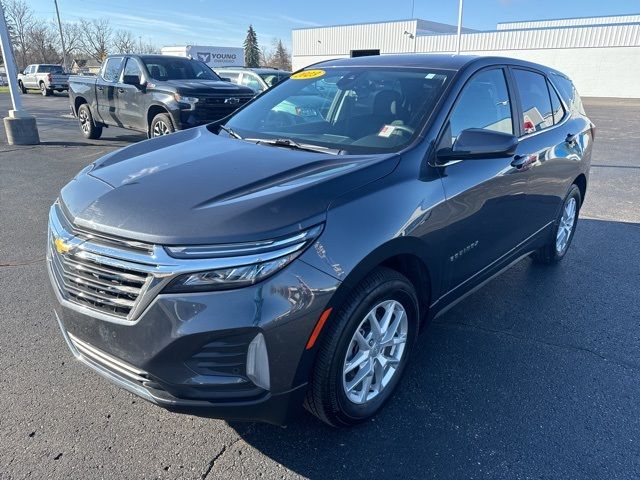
left=1, top=92, right=639, bottom=480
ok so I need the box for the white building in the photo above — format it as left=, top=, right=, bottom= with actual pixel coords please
left=292, top=15, right=640, bottom=98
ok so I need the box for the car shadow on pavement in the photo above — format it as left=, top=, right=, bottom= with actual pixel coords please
left=228, top=218, right=640, bottom=480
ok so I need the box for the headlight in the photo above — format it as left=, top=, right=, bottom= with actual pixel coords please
left=174, top=93, right=199, bottom=109
left=163, top=224, right=323, bottom=292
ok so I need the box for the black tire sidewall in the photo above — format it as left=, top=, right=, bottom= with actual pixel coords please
left=331, top=277, right=418, bottom=423
left=551, top=185, right=581, bottom=261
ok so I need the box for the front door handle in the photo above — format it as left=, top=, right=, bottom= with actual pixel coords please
left=97, top=86, right=104, bottom=92
left=511, top=153, right=537, bottom=170
left=565, top=132, right=578, bottom=145
left=117, top=88, right=125, bottom=93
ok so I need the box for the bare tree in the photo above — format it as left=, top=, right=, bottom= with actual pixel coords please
left=79, top=18, right=112, bottom=62
left=262, top=38, right=291, bottom=70
left=113, top=29, right=136, bottom=54
left=59, top=21, right=83, bottom=65
left=3, top=0, right=35, bottom=69
left=28, top=22, right=58, bottom=64
left=135, top=38, right=159, bottom=54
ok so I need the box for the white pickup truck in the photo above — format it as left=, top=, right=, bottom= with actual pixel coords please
left=17, top=64, right=70, bottom=96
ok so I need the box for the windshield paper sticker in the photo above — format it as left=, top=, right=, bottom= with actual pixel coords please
left=291, top=69, right=325, bottom=80
left=378, top=125, right=396, bottom=137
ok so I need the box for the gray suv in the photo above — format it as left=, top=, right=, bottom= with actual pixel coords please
left=48, top=54, right=593, bottom=427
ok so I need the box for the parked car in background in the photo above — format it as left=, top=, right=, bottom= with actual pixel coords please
left=68, top=54, right=255, bottom=139
left=48, top=54, right=593, bottom=427
left=18, top=64, right=69, bottom=96
left=216, top=66, right=290, bottom=94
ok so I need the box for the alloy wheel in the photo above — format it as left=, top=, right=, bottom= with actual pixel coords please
left=556, top=197, right=577, bottom=254
left=78, top=109, right=90, bottom=134
left=152, top=120, right=170, bottom=137
left=342, top=300, right=408, bottom=404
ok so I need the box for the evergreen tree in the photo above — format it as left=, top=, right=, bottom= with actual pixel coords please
left=272, top=39, right=291, bottom=71
left=243, top=25, right=260, bottom=67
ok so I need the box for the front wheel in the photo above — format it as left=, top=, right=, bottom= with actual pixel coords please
left=150, top=113, right=175, bottom=138
left=305, top=267, right=418, bottom=427
left=532, top=184, right=581, bottom=265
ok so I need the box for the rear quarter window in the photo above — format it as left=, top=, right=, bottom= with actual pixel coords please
left=551, top=74, right=586, bottom=115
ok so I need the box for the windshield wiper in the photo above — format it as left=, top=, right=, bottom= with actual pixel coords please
left=245, top=137, right=343, bottom=155
left=218, top=124, right=242, bottom=139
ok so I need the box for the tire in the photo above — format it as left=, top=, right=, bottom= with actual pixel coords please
left=77, top=104, right=102, bottom=140
left=305, top=267, right=419, bottom=427
left=150, top=113, right=175, bottom=138
left=18, top=81, right=27, bottom=94
left=532, top=184, right=581, bottom=265
left=40, top=82, right=51, bottom=96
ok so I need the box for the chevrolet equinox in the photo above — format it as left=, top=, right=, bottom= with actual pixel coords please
left=47, top=54, right=593, bottom=427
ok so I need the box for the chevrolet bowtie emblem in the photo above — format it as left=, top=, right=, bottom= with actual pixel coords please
left=54, top=236, right=72, bottom=254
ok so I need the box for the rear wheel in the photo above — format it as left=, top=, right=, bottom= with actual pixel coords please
left=305, top=267, right=418, bottom=427
left=18, top=81, right=27, bottom=94
left=40, top=82, right=51, bottom=96
left=150, top=113, right=175, bottom=138
left=532, top=184, right=581, bottom=265
left=77, top=104, right=102, bottom=139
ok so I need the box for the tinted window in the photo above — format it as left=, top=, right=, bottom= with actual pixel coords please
left=552, top=74, right=586, bottom=115
left=445, top=68, right=513, bottom=146
left=548, top=80, right=565, bottom=125
left=102, top=57, right=123, bottom=83
left=38, top=65, right=64, bottom=74
left=225, top=68, right=450, bottom=154
left=123, top=58, right=142, bottom=78
left=513, top=69, right=553, bottom=134
left=142, top=57, right=220, bottom=81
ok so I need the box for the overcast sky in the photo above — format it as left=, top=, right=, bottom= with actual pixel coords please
left=27, top=0, right=639, bottom=50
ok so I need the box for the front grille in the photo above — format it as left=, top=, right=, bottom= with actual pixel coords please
left=196, top=96, right=252, bottom=119
left=48, top=203, right=158, bottom=321
left=50, top=248, right=149, bottom=318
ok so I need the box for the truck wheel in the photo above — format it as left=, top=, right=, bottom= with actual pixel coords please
left=305, top=267, right=419, bottom=427
left=150, top=113, right=175, bottom=138
left=77, top=104, right=102, bottom=140
left=18, top=81, right=27, bottom=94
left=40, top=82, right=51, bottom=96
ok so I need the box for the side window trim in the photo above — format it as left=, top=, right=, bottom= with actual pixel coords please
left=436, top=65, right=515, bottom=150
left=545, top=78, right=566, bottom=125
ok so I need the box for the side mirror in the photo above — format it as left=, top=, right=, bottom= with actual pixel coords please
left=437, top=128, right=518, bottom=162
left=220, top=77, right=231, bottom=82
left=123, top=74, right=144, bottom=89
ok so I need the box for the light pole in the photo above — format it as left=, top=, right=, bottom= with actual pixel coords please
left=53, top=0, right=68, bottom=71
left=455, top=0, right=464, bottom=55
left=0, top=0, right=39, bottom=144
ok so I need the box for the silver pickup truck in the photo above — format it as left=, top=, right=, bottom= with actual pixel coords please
left=17, top=64, right=70, bottom=96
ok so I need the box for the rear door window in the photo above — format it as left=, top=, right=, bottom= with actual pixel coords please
left=102, top=57, right=124, bottom=83
left=443, top=68, right=513, bottom=147
left=513, top=69, right=554, bottom=135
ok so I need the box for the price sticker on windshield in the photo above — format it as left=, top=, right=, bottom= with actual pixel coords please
left=291, top=69, right=325, bottom=80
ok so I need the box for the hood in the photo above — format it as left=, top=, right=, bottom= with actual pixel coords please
left=157, top=79, right=254, bottom=96
left=60, top=128, right=400, bottom=245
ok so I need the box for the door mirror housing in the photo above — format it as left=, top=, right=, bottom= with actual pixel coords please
left=437, top=128, right=519, bottom=162
left=123, top=74, right=144, bottom=89
left=220, top=77, right=231, bottom=82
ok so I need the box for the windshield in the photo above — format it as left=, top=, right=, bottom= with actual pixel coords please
left=224, top=67, right=450, bottom=154
left=142, top=57, right=220, bottom=81
left=260, top=73, right=290, bottom=88
left=39, top=65, right=64, bottom=74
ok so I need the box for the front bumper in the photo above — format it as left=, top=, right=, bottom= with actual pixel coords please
left=48, top=246, right=339, bottom=425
